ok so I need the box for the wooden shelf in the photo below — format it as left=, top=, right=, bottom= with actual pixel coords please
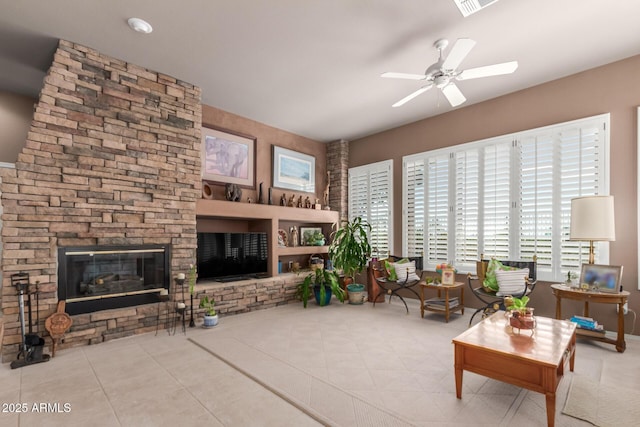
left=196, top=199, right=339, bottom=278
left=277, top=245, right=329, bottom=256
left=197, top=199, right=339, bottom=222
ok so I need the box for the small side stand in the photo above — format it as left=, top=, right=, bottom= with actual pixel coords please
left=172, top=276, right=187, bottom=335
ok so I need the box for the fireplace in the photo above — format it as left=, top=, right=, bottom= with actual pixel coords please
left=58, top=245, right=171, bottom=315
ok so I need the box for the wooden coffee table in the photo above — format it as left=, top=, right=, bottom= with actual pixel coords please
left=452, top=311, right=576, bottom=427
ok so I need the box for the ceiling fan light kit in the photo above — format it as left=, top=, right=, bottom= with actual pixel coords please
left=382, top=37, right=517, bottom=108
left=127, top=17, right=153, bottom=34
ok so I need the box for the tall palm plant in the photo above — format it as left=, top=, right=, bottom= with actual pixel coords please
left=328, top=217, right=371, bottom=282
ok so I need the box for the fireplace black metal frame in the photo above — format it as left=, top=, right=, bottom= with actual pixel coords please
left=57, top=244, right=171, bottom=316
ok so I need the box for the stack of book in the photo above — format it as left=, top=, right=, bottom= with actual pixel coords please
left=570, top=315, right=605, bottom=336
left=425, top=297, right=459, bottom=311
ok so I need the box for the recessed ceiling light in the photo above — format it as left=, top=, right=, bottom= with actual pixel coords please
left=127, top=17, right=153, bottom=34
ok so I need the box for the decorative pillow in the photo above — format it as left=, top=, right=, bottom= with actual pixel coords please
left=482, top=259, right=501, bottom=291
left=495, top=268, right=530, bottom=297
left=482, top=259, right=517, bottom=292
left=383, top=260, right=398, bottom=281
left=391, top=260, right=420, bottom=283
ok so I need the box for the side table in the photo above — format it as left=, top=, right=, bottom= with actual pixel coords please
left=550, top=284, right=629, bottom=353
left=420, top=281, right=464, bottom=322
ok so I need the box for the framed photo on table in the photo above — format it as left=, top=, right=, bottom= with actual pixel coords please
left=201, top=126, right=256, bottom=188
left=579, top=264, right=623, bottom=293
left=272, top=146, right=315, bottom=193
left=441, top=268, right=455, bottom=286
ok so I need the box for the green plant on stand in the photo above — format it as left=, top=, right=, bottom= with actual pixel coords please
left=296, top=268, right=345, bottom=308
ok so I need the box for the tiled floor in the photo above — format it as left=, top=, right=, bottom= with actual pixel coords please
left=1, top=298, right=639, bottom=426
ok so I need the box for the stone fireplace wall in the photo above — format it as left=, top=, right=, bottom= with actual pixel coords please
left=0, top=40, right=201, bottom=361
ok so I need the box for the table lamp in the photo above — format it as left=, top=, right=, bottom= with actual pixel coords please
left=570, top=195, right=616, bottom=264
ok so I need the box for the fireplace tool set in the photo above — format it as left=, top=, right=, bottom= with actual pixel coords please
left=10, top=272, right=51, bottom=369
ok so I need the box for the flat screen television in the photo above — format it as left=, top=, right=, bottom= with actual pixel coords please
left=197, top=232, right=269, bottom=281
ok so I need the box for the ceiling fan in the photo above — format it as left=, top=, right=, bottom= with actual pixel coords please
left=381, top=38, right=518, bottom=108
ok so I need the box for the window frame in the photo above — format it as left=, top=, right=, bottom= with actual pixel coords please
left=403, top=114, right=610, bottom=282
left=348, top=159, right=393, bottom=259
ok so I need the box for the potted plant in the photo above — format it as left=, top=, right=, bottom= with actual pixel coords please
left=199, top=295, right=218, bottom=327
left=328, top=216, right=371, bottom=285
left=303, top=229, right=326, bottom=246
left=296, top=268, right=345, bottom=307
left=506, top=295, right=535, bottom=331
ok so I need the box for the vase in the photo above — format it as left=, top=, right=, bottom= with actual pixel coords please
left=203, top=314, right=218, bottom=328
left=258, top=182, right=264, bottom=204
left=509, top=308, right=536, bottom=334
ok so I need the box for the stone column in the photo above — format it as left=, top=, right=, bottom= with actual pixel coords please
left=326, top=139, right=349, bottom=223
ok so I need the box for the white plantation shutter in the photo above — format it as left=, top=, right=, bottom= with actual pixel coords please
left=519, top=134, right=554, bottom=277
left=403, top=158, right=425, bottom=257
left=454, top=150, right=479, bottom=271
left=482, top=141, right=511, bottom=260
left=426, top=155, right=450, bottom=266
left=557, top=123, right=604, bottom=273
left=402, top=114, right=609, bottom=281
left=349, top=160, right=393, bottom=259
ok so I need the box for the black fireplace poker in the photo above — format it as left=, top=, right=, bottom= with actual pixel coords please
left=189, top=293, right=195, bottom=328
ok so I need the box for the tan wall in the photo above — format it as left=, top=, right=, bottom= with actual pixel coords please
left=350, top=54, right=640, bottom=333
left=201, top=105, right=328, bottom=205
left=0, top=91, right=34, bottom=163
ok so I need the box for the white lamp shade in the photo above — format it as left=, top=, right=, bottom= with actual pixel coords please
left=570, top=196, right=616, bottom=241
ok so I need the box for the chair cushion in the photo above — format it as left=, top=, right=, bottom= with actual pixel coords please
left=495, top=268, right=529, bottom=296
left=482, top=259, right=517, bottom=292
left=391, top=260, right=420, bottom=283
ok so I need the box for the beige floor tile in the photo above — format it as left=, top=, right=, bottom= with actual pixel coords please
left=4, top=299, right=640, bottom=426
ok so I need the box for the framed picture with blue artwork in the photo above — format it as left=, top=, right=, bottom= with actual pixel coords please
left=272, top=146, right=315, bottom=193
left=201, top=126, right=255, bottom=188
left=579, top=263, right=623, bottom=293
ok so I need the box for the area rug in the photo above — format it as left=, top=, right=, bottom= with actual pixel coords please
left=562, top=375, right=640, bottom=427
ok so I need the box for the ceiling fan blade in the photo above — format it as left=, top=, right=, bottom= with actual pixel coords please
left=392, top=85, right=433, bottom=107
left=381, top=72, right=426, bottom=80
left=442, top=38, right=476, bottom=71
left=441, top=83, right=466, bottom=107
left=457, top=61, right=519, bottom=80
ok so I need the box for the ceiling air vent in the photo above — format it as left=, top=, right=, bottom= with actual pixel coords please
left=453, top=0, right=500, bottom=17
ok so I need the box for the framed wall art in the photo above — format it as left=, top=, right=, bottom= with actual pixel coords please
left=202, top=126, right=255, bottom=188
left=272, top=146, right=315, bottom=193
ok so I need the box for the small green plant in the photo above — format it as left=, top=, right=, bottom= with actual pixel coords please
left=199, top=295, right=216, bottom=316
left=506, top=295, right=530, bottom=314
left=296, top=268, right=345, bottom=308
left=303, top=229, right=325, bottom=245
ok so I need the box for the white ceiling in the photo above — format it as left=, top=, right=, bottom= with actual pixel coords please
left=1, top=1, right=640, bottom=143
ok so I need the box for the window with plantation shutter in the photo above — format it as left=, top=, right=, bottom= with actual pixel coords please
left=482, top=140, right=512, bottom=260
left=403, top=159, right=425, bottom=258
left=426, top=154, right=450, bottom=265
left=454, top=150, right=479, bottom=272
left=402, top=114, right=609, bottom=281
left=349, top=160, right=393, bottom=259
